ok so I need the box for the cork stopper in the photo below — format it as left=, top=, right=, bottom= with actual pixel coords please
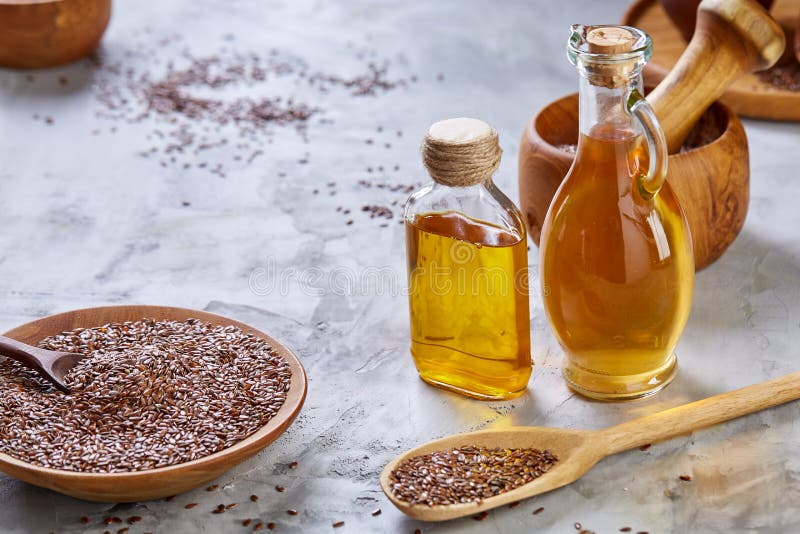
left=578, top=25, right=644, bottom=88
left=586, top=26, right=637, bottom=54
left=422, top=118, right=502, bottom=187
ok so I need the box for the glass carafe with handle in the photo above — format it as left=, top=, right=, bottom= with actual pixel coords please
left=539, top=25, right=694, bottom=400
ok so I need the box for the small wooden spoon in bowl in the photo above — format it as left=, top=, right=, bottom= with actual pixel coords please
left=0, top=335, right=83, bottom=393
left=380, top=371, right=800, bottom=521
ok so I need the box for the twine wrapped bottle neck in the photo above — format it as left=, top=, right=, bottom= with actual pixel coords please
left=421, top=118, right=502, bottom=187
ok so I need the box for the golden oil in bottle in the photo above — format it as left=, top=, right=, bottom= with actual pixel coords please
left=406, top=117, right=532, bottom=400
left=540, top=130, right=693, bottom=399
left=539, top=25, right=694, bottom=400
left=406, top=210, right=531, bottom=400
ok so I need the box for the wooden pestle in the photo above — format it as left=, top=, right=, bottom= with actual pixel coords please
left=648, top=0, right=785, bottom=153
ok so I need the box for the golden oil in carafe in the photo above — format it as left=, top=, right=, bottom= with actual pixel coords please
left=540, top=130, right=693, bottom=399
left=406, top=211, right=531, bottom=400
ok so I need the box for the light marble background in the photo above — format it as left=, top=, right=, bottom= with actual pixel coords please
left=1, top=0, right=800, bottom=532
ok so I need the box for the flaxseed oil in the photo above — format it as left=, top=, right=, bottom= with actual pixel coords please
left=406, top=211, right=531, bottom=400
left=540, top=131, right=693, bottom=399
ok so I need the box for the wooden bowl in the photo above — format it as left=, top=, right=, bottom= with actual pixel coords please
left=0, top=305, right=307, bottom=502
left=0, top=0, right=111, bottom=69
left=518, top=93, right=748, bottom=271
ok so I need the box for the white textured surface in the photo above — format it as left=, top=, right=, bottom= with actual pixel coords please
left=428, top=118, right=493, bottom=143
left=1, top=1, right=800, bottom=532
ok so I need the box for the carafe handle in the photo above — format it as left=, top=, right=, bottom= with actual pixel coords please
left=626, top=89, right=668, bottom=199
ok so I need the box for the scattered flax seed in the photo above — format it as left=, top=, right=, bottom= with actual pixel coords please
left=253, top=522, right=264, bottom=531
left=371, top=508, right=382, bottom=516
left=184, top=503, right=198, bottom=509
left=243, top=519, right=252, bottom=526
left=275, top=485, right=285, bottom=493
left=164, top=495, right=176, bottom=502
left=758, top=61, right=800, bottom=91
left=226, top=503, right=238, bottom=509
left=679, top=475, right=692, bottom=482
left=414, top=530, right=421, bottom=534
left=639, top=444, right=651, bottom=451
left=207, top=485, right=219, bottom=492
left=637, top=531, right=650, bottom=534
left=508, top=501, right=520, bottom=509
left=473, top=511, right=489, bottom=521
left=620, top=528, right=632, bottom=532
left=267, top=523, right=276, bottom=530
left=389, top=446, right=558, bottom=506
left=80, top=517, right=89, bottom=524
left=250, top=495, right=259, bottom=502
left=533, top=507, right=545, bottom=515
left=0, top=320, right=292, bottom=473
left=127, top=516, right=142, bottom=523
left=118, top=529, right=129, bottom=534
left=287, top=509, right=299, bottom=516
left=289, top=461, right=298, bottom=469
left=333, top=521, right=345, bottom=528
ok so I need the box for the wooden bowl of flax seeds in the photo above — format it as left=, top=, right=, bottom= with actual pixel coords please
left=0, top=305, right=307, bottom=502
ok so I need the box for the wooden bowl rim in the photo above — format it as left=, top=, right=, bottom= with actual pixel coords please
left=0, top=305, right=307, bottom=483
left=531, top=92, right=743, bottom=158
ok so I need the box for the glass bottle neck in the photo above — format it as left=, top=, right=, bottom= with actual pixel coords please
left=578, top=73, right=643, bottom=139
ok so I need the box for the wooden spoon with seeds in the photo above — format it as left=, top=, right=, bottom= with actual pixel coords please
left=0, top=335, right=84, bottom=393
left=380, top=371, right=800, bottom=521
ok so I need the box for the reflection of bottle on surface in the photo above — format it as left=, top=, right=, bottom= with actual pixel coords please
left=540, top=25, right=694, bottom=400
left=404, top=118, right=532, bottom=400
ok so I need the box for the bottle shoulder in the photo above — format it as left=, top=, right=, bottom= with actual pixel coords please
left=404, top=180, right=526, bottom=241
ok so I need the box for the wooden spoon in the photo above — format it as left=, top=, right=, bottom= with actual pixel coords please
left=0, top=335, right=84, bottom=393
left=380, top=371, right=800, bottom=521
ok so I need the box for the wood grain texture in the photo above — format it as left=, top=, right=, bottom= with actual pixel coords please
left=0, top=0, right=111, bottom=69
left=381, top=371, right=800, bottom=521
left=518, top=96, right=748, bottom=270
left=598, top=371, right=800, bottom=453
left=0, top=335, right=83, bottom=392
left=0, top=305, right=307, bottom=502
left=647, top=0, right=785, bottom=151
left=625, top=0, right=800, bottom=122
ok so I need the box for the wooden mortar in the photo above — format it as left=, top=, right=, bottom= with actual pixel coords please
left=518, top=0, right=785, bottom=270
left=0, top=0, right=111, bottom=69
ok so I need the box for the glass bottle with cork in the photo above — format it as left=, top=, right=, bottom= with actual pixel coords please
left=404, top=117, right=532, bottom=400
left=539, top=25, right=694, bottom=400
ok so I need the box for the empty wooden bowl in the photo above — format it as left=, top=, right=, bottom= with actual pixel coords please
left=518, top=94, right=748, bottom=270
left=0, top=305, right=307, bottom=502
left=0, top=0, right=111, bottom=69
